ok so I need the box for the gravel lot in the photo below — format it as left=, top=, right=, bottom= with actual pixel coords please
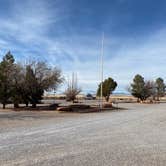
left=1, top=103, right=166, bottom=166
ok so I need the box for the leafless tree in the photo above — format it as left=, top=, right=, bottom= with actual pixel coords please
left=65, top=73, right=81, bottom=103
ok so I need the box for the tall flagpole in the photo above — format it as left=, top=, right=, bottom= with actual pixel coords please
left=100, top=32, right=104, bottom=109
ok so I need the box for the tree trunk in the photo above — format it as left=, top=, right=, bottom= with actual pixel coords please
left=32, top=103, right=36, bottom=108
left=105, top=96, right=109, bottom=102
left=157, top=96, right=160, bottom=101
left=3, top=103, right=5, bottom=109
left=25, top=102, right=28, bottom=107
left=14, top=103, right=19, bottom=108
left=153, top=96, right=156, bottom=101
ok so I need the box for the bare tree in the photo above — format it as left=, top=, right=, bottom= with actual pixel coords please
left=65, top=73, right=81, bottom=103
left=25, top=61, right=63, bottom=107
left=144, top=80, right=157, bottom=101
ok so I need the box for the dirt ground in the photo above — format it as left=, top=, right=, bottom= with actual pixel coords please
left=1, top=103, right=166, bottom=166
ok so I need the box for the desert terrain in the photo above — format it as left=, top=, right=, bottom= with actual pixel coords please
left=1, top=103, right=166, bottom=165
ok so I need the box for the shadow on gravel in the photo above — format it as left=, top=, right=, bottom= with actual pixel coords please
left=0, top=103, right=128, bottom=121
left=57, top=105, right=128, bottom=113
left=0, top=114, right=47, bottom=120
left=13, top=103, right=59, bottom=111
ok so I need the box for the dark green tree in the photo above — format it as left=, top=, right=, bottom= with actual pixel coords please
left=131, top=74, right=145, bottom=101
left=11, top=64, right=25, bottom=108
left=97, top=77, right=117, bottom=102
left=156, top=77, right=165, bottom=100
left=0, top=52, right=15, bottom=109
left=25, top=65, right=42, bottom=107
left=0, top=52, right=63, bottom=109
left=131, top=74, right=152, bottom=102
left=24, top=62, right=63, bottom=108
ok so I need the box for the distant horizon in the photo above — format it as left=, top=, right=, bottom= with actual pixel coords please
left=50, top=89, right=131, bottom=95
left=1, top=0, right=166, bottom=93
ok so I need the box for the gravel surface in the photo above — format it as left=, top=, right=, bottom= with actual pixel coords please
left=1, top=103, right=166, bottom=166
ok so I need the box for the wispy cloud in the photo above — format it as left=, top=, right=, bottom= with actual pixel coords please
left=56, top=27, right=166, bottom=93
left=0, top=0, right=69, bottom=55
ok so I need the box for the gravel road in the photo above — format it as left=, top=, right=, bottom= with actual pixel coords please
left=1, top=103, right=166, bottom=166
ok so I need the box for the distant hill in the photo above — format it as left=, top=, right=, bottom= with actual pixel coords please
left=112, top=91, right=131, bottom=96
left=46, top=90, right=131, bottom=96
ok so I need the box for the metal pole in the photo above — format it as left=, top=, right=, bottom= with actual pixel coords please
left=100, top=32, right=104, bottom=109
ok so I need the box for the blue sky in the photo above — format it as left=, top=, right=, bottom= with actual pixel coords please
left=0, top=0, right=166, bottom=94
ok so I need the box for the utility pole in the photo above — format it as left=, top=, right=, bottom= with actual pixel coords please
left=100, top=32, right=104, bottom=109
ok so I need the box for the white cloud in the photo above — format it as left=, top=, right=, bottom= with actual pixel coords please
left=1, top=0, right=166, bottom=94
left=56, top=27, right=166, bottom=93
